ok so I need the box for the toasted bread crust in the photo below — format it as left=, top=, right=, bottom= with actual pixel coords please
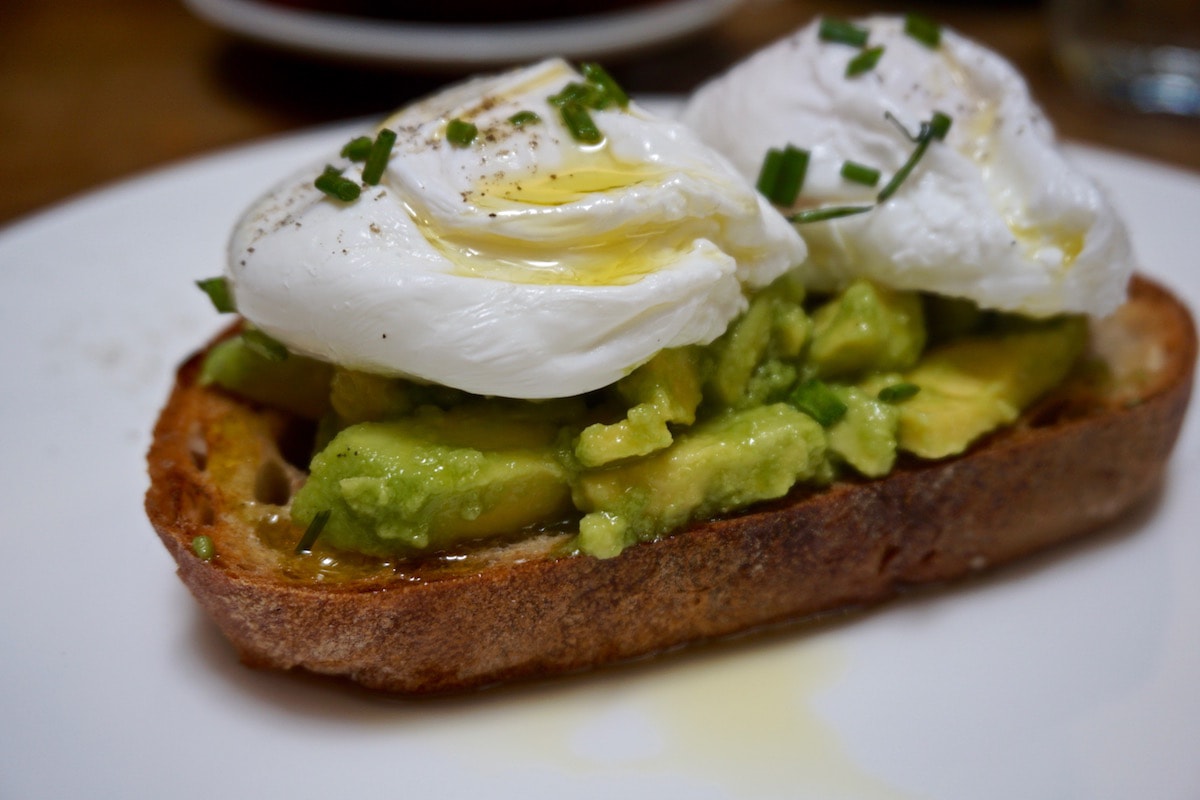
left=146, top=276, right=1196, bottom=694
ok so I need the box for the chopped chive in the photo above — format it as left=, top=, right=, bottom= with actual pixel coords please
left=877, top=111, right=953, bottom=203
left=240, top=327, right=288, bottom=362
left=789, top=379, right=848, bottom=427
left=314, top=165, right=360, bottom=202
left=508, top=110, right=541, bottom=127
left=559, top=101, right=603, bottom=144
left=295, top=510, right=331, bottom=555
left=788, top=109, right=954, bottom=224
left=846, top=45, right=885, bottom=76
left=360, top=128, right=397, bottom=185
left=544, top=65, right=629, bottom=146
left=878, top=137, right=933, bottom=202
left=196, top=277, right=235, bottom=313
left=878, top=382, right=921, bottom=403
left=446, top=118, right=478, bottom=148
left=191, top=535, right=214, bottom=561
left=928, top=110, right=953, bottom=140
left=819, top=17, right=869, bottom=47
left=340, top=135, right=373, bottom=161
left=773, top=145, right=809, bottom=205
left=756, top=145, right=809, bottom=206
left=788, top=204, right=874, bottom=224
left=840, top=160, right=881, bottom=186
left=549, top=82, right=601, bottom=108
left=581, top=62, right=629, bottom=108
left=904, top=13, right=942, bottom=48
left=756, top=148, right=785, bottom=199
left=550, top=69, right=627, bottom=111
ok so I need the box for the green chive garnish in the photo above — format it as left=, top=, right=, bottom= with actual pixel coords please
left=544, top=63, right=629, bottom=145
left=846, top=45, right=885, bottom=76
left=786, top=110, right=953, bottom=227
left=240, top=327, right=288, bottom=362
left=788, top=204, right=875, bottom=224
left=840, top=160, right=881, bottom=186
left=877, top=139, right=932, bottom=202
left=774, top=145, right=809, bottom=205
left=191, top=535, right=215, bottom=561
left=756, top=145, right=809, bottom=206
left=446, top=118, right=478, bottom=147
left=508, top=110, right=541, bottom=127
left=314, top=165, right=360, bottom=202
left=196, top=277, right=235, bottom=313
left=549, top=82, right=602, bottom=108
left=819, top=17, right=869, bottom=47
left=340, top=135, right=373, bottom=161
left=756, top=149, right=785, bottom=200
left=361, top=128, right=397, bottom=185
left=878, top=382, right=921, bottom=403
left=877, top=111, right=953, bottom=203
left=789, top=379, right=848, bottom=427
left=928, top=110, right=953, bottom=140
left=559, top=102, right=603, bottom=144
left=784, top=106, right=953, bottom=230
left=904, top=13, right=941, bottom=48
left=581, top=62, right=629, bottom=108
left=295, top=510, right=331, bottom=555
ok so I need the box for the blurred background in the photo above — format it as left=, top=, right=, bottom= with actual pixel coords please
left=2, top=0, right=1198, bottom=227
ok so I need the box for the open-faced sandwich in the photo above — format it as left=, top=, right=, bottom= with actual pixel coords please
left=146, top=14, right=1196, bottom=694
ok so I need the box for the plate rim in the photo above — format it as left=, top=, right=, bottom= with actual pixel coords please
left=183, top=0, right=744, bottom=67
left=1, top=109, right=1198, bottom=800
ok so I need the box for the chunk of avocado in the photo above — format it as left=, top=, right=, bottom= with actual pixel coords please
left=573, top=403, right=827, bottom=557
left=809, top=280, right=925, bottom=379
left=826, top=385, right=899, bottom=478
left=329, top=369, right=417, bottom=423
left=575, top=347, right=704, bottom=468
left=707, top=272, right=811, bottom=408
left=199, top=335, right=332, bottom=420
left=708, top=290, right=776, bottom=407
left=874, top=316, right=1087, bottom=458
left=290, top=405, right=574, bottom=556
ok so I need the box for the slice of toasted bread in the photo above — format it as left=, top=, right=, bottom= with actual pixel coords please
left=145, top=276, right=1196, bottom=695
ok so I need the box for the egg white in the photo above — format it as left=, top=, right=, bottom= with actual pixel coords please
left=681, top=16, right=1134, bottom=317
left=229, top=59, right=806, bottom=398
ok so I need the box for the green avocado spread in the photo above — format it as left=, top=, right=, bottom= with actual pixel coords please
left=202, top=275, right=1087, bottom=559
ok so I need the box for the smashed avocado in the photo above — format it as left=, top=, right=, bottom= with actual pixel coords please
left=290, top=405, right=574, bottom=557
left=204, top=274, right=1087, bottom=560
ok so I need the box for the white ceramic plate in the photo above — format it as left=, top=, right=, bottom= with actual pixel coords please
left=0, top=112, right=1197, bottom=799
left=183, top=0, right=743, bottom=67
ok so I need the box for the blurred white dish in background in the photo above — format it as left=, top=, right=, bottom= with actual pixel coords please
left=182, top=0, right=743, bottom=67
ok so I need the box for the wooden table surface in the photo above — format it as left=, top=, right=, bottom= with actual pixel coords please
left=2, top=0, right=1198, bottom=227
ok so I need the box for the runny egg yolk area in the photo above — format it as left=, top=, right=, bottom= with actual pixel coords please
left=228, top=58, right=807, bottom=399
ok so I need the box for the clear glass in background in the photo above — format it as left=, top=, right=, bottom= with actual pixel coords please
left=1050, top=0, right=1200, bottom=115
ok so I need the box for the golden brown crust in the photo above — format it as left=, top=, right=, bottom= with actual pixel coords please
left=145, top=276, right=1197, bottom=694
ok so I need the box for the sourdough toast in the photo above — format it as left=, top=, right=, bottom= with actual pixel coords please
left=146, top=276, right=1196, bottom=694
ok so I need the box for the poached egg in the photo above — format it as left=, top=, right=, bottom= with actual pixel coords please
left=229, top=59, right=806, bottom=399
left=681, top=15, right=1134, bottom=317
